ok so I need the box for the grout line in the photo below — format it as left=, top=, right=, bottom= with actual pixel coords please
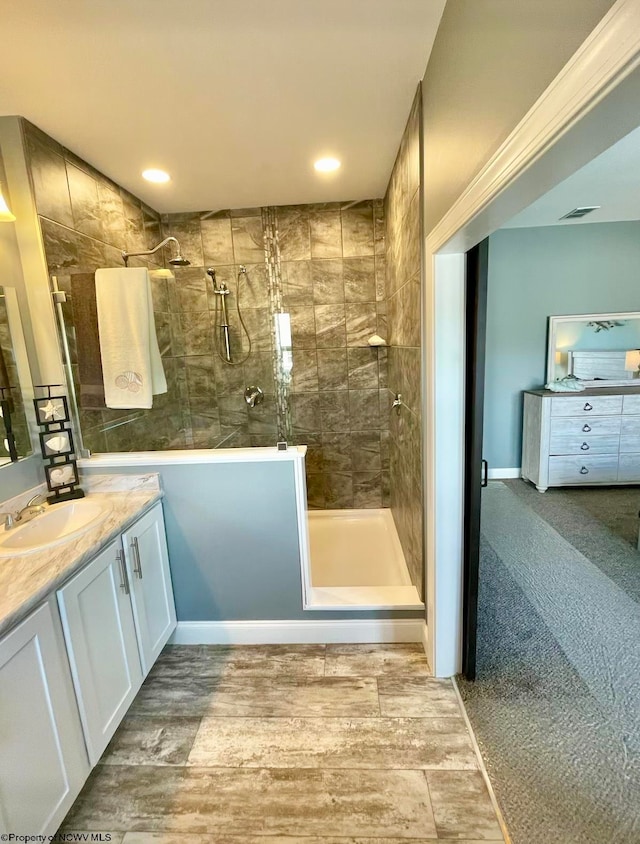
left=183, top=715, right=204, bottom=766
left=452, top=676, right=512, bottom=844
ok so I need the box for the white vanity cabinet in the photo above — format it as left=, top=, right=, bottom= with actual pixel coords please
left=57, top=501, right=176, bottom=765
left=0, top=598, right=88, bottom=835
left=122, top=503, right=176, bottom=675
left=57, top=540, right=143, bottom=765
left=522, top=388, right=640, bottom=491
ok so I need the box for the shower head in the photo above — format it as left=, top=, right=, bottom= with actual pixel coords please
left=169, top=254, right=190, bottom=266
left=122, top=235, right=190, bottom=267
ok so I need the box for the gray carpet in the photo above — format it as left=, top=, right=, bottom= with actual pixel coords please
left=459, top=481, right=640, bottom=844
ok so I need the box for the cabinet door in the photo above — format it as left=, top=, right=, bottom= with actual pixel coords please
left=57, top=541, right=143, bottom=766
left=122, top=503, right=176, bottom=676
left=0, top=600, right=88, bottom=835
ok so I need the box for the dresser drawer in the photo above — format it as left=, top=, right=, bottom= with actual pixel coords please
left=549, top=434, right=619, bottom=455
left=618, top=453, right=640, bottom=482
left=623, top=394, right=640, bottom=415
left=548, top=455, right=618, bottom=485
left=620, top=417, right=640, bottom=452
left=550, top=395, right=623, bottom=417
left=549, top=416, right=621, bottom=438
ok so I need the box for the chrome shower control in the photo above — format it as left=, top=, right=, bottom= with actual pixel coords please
left=244, top=385, right=264, bottom=408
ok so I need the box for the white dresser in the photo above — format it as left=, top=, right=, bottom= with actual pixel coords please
left=521, top=387, right=640, bottom=492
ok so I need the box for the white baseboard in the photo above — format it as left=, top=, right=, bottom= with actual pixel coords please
left=170, top=619, right=427, bottom=647
left=488, top=467, right=521, bottom=480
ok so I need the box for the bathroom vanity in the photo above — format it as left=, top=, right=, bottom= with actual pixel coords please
left=0, top=474, right=175, bottom=835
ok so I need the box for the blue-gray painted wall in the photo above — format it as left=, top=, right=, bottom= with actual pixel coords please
left=82, top=460, right=422, bottom=622
left=0, top=455, right=42, bottom=500
left=485, top=223, right=640, bottom=469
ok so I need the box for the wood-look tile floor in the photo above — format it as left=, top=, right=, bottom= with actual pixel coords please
left=62, top=644, right=506, bottom=842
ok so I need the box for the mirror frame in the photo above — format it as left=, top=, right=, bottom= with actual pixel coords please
left=0, top=286, right=38, bottom=466
left=547, top=311, right=640, bottom=388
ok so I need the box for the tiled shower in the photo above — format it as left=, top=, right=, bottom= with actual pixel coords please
left=22, top=87, right=424, bottom=596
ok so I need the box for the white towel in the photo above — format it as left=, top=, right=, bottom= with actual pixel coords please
left=95, top=267, right=167, bottom=409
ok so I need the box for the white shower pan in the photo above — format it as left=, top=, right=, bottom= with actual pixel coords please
left=304, top=509, right=424, bottom=610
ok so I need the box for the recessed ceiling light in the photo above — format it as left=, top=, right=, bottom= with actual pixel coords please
left=142, top=168, right=170, bottom=183
left=314, top=157, right=341, bottom=173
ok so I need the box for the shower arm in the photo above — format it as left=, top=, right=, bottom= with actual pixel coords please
left=122, top=236, right=183, bottom=266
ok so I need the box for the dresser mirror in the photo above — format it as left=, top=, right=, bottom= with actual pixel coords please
left=0, top=286, right=36, bottom=466
left=547, top=312, right=640, bottom=388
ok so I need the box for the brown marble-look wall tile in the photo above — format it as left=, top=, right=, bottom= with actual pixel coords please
left=164, top=213, right=204, bottom=267
left=346, top=302, right=377, bottom=347
left=289, top=306, right=317, bottom=349
left=67, top=164, right=103, bottom=241
left=170, top=267, right=209, bottom=312
left=344, top=256, right=376, bottom=303
left=317, top=349, right=348, bottom=391
left=347, top=347, right=378, bottom=390
left=25, top=129, right=74, bottom=226
left=306, top=473, right=326, bottom=509
left=342, top=204, right=375, bottom=257
left=315, top=304, right=346, bottom=349
left=277, top=207, right=311, bottom=261
left=310, top=210, right=343, bottom=258
left=239, top=262, right=269, bottom=308
left=231, top=216, right=264, bottom=264
left=349, top=389, right=380, bottom=431
left=354, top=471, right=383, bottom=508
left=290, top=393, right=321, bottom=435
left=121, top=191, right=148, bottom=253
left=321, top=433, right=352, bottom=473
left=320, top=391, right=350, bottom=433
left=384, top=84, right=424, bottom=591
left=182, top=312, right=212, bottom=355
left=291, top=350, right=319, bottom=393
left=351, top=431, right=381, bottom=472
left=201, top=216, right=234, bottom=265
left=325, top=471, right=354, bottom=508
left=312, top=259, right=344, bottom=304
left=282, top=261, right=314, bottom=306
left=98, top=181, right=126, bottom=244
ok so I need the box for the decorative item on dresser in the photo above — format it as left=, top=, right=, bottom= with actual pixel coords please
left=521, top=387, right=640, bottom=492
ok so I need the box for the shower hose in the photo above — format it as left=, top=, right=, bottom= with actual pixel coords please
left=213, top=266, right=253, bottom=365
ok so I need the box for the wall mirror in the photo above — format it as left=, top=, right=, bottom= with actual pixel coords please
left=547, top=312, right=640, bottom=388
left=0, top=285, right=36, bottom=466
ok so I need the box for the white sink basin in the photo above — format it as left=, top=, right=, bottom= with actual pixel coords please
left=0, top=499, right=111, bottom=556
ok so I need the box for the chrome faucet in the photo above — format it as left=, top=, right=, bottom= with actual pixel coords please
left=1, top=494, right=47, bottom=531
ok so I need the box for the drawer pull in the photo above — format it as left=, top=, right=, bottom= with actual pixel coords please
left=580, top=442, right=590, bottom=451
left=116, top=549, right=129, bottom=595
left=132, top=536, right=143, bottom=579
left=582, top=424, right=591, bottom=432
left=583, top=402, right=593, bottom=411
left=580, top=466, right=589, bottom=475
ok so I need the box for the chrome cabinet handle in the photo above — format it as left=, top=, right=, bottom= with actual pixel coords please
left=582, top=424, right=591, bottom=432
left=583, top=402, right=593, bottom=411
left=580, top=466, right=589, bottom=475
left=581, top=442, right=590, bottom=450
left=116, top=549, right=129, bottom=595
left=132, top=536, right=143, bottom=579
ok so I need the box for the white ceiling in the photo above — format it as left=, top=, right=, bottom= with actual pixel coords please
left=0, top=0, right=445, bottom=212
left=505, top=123, right=640, bottom=228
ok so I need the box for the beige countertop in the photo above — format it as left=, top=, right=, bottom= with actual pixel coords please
left=0, top=473, right=163, bottom=638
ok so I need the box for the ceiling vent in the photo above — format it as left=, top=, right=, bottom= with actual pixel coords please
left=559, top=206, right=601, bottom=220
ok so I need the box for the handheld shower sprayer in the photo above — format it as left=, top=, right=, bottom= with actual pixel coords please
left=209, top=265, right=252, bottom=365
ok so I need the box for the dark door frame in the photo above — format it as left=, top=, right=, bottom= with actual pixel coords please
left=462, top=238, right=489, bottom=680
